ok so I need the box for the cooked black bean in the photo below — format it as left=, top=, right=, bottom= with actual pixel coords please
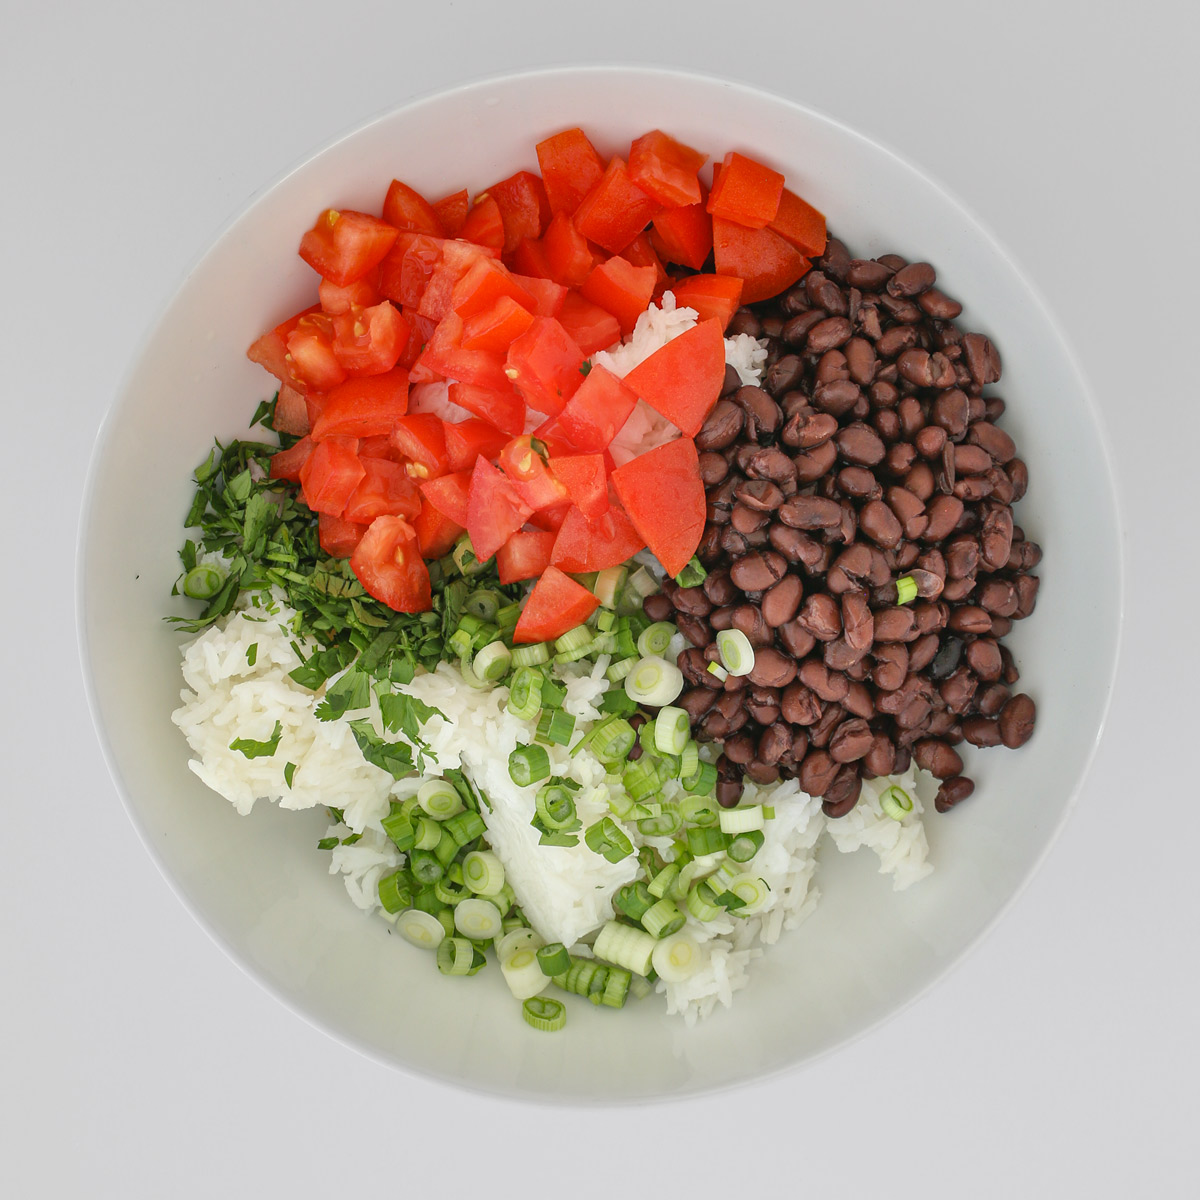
left=934, top=776, right=975, bottom=813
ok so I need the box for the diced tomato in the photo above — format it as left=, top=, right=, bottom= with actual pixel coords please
left=768, top=187, right=828, bottom=258
left=450, top=257, right=536, bottom=320
left=298, top=436, right=365, bottom=517
left=419, top=470, right=472, bottom=526
left=443, top=418, right=510, bottom=473
left=556, top=292, right=621, bottom=357
left=273, top=384, right=310, bottom=436
left=319, top=270, right=381, bottom=315
left=505, top=317, right=586, bottom=416
left=526, top=502, right=572, bottom=532
left=331, top=302, right=410, bottom=375
left=610, top=437, right=705, bottom=577
left=541, top=212, right=596, bottom=288
left=460, top=295, right=536, bottom=354
left=508, top=236, right=553, bottom=280
left=378, top=232, right=444, bottom=308
left=304, top=390, right=328, bottom=429
left=461, top=195, right=505, bottom=252
left=299, top=209, right=398, bottom=286
left=712, top=217, right=810, bottom=304
left=549, top=363, right=639, bottom=453
left=573, top=157, right=663, bottom=255
left=343, top=457, right=422, bottom=524
left=318, top=512, right=368, bottom=559
left=618, top=232, right=672, bottom=293
left=433, top=189, right=470, bottom=237
left=650, top=198, right=713, bottom=271
left=706, top=151, right=785, bottom=230
left=247, top=320, right=298, bottom=384
left=548, top=454, right=608, bottom=519
left=399, top=306, right=437, bottom=369
left=447, top=381, right=526, bottom=437
left=510, top=273, right=567, bottom=317
left=350, top=516, right=431, bottom=612
left=388, top=413, right=449, bottom=480
left=536, top=127, right=606, bottom=216
left=418, top=240, right=496, bottom=322
left=487, top=171, right=551, bottom=255
left=495, top=529, right=557, bottom=585
left=420, top=311, right=512, bottom=392
left=287, top=313, right=348, bottom=391
left=466, top=457, right=535, bottom=562
left=622, top=318, right=725, bottom=436
left=269, top=436, right=314, bottom=483
left=580, top=257, right=656, bottom=336
left=669, top=274, right=745, bottom=331
left=357, top=434, right=395, bottom=459
left=499, top=436, right=570, bottom=511
left=549, top=504, right=645, bottom=573
left=310, top=366, right=409, bottom=440
left=413, top=499, right=464, bottom=559
left=628, top=130, right=706, bottom=207
left=512, top=566, right=600, bottom=644
left=382, top=179, right=445, bottom=236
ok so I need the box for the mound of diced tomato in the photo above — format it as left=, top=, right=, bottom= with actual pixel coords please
left=246, top=126, right=826, bottom=629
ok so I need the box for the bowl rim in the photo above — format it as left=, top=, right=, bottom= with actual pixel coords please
left=76, top=61, right=1125, bottom=1106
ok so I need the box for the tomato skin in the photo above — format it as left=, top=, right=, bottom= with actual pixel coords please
left=507, top=236, right=553, bottom=280
left=343, top=457, right=422, bottom=524
left=318, top=512, right=368, bottom=559
left=460, top=195, right=505, bottom=252
left=331, top=302, right=410, bottom=375
left=541, top=212, right=596, bottom=288
left=388, top=413, right=449, bottom=479
left=706, top=152, right=785, bottom=230
left=509, top=273, right=567, bottom=318
left=450, top=258, right=536, bottom=320
left=466, top=456, right=535, bottom=562
left=420, top=311, right=512, bottom=393
left=488, top=170, right=551, bottom=255
left=350, top=516, right=432, bottom=612
left=505, top=317, right=586, bottom=417
left=269, top=436, right=314, bottom=483
left=513, top=566, right=600, bottom=644
left=556, top=292, right=621, bottom=357
left=299, top=209, right=399, bottom=286
left=526, top=502, right=572, bottom=532
left=273, top=384, right=310, bottom=436
left=287, top=314, right=348, bottom=392
left=319, top=270, right=381, bottom=316
left=299, top=436, right=365, bottom=517
left=495, top=529, right=557, bottom=585
left=628, top=130, right=706, bottom=207
left=382, top=179, right=445, bottom=236
left=432, top=189, right=469, bottom=237
left=712, top=217, right=810, bottom=304
left=548, top=453, right=608, bottom=519
left=669, top=274, right=745, bottom=331
left=536, top=127, right=606, bottom=216
left=460, top=296, right=536, bottom=354
left=768, top=187, right=828, bottom=258
left=309, top=367, right=409, bottom=441
left=412, top=498, right=463, bottom=559
left=549, top=503, right=646, bottom=573
left=579, top=257, right=656, bottom=336
left=622, top=318, right=726, bottom=436
left=548, top=363, right=639, bottom=453
left=498, top=436, right=570, bottom=511
left=650, top=198, right=713, bottom=271
left=419, top=470, right=472, bottom=526
left=573, top=157, right=662, bottom=255
left=443, top=418, right=510, bottom=473
left=610, top=436, right=705, bottom=577
left=378, top=232, right=444, bottom=308
left=447, top=381, right=526, bottom=438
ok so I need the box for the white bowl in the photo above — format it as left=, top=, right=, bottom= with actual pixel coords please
left=78, top=66, right=1121, bottom=1102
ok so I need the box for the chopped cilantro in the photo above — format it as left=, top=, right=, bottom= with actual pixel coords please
left=228, top=721, right=282, bottom=759
left=283, top=761, right=296, bottom=788
left=317, top=836, right=339, bottom=850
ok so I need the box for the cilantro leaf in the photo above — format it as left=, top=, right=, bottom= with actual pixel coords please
left=229, top=721, right=282, bottom=759
left=315, top=667, right=372, bottom=721
left=349, top=720, right=415, bottom=780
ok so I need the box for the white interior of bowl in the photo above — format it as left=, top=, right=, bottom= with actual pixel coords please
left=79, top=66, right=1121, bottom=1102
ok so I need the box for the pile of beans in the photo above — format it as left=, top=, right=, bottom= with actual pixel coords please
left=646, top=238, right=1040, bottom=817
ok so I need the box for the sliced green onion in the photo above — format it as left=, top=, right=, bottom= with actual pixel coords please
left=511, top=642, right=551, bottom=668
left=629, top=974, right=655, bottom=1000
left=716, top=628, right=755, bottom=677
left=434, top=876, right=469, bottom=906
left=452, top=534, right=487, bottom=576
left=536, top=943, right=570, bottom=977
left=622, top=757, right=662, bottom=802
left=470, top=622, right=500, bottom=651
left=641, top=897, right=686, bottom=939
left=679, top=741, right=700, bottom=781
left=726, top=873, right=771, bottom=915
left=686, top=826, right=729, bottom=856
left=464, top=588, right=503, bottom=621
left=594, top=610, right=618, bottom=636
left=500, top=946, right=551, bottom=1000
left=433, top=826, right=460, bottom=865
left=495, top=601, right=523, bottom=631
left=682, top=761, right=719, bottom=796
left=409, top=849, right=444, bottom=885
left=506, top=666, right=544, bottom=720
left=463, top=850, right=506, bottom=895
left=624, top=655, right=685, bottom=707
left=436, top=936, right=476, bottom=975
left=637, top=621, right=676, bottom=658
left=454, top=898, right=504, bottom=940
left=457, top=612, right=487, bottom=636
left=584, top=817, right=634, bottom=863
left=601, top=967, right=632, bottom=1008
left=653, top=706, right=690, bottom=755
left=535, top=709, right=576, bottom=746
left=522, top=995, right=566, bottom=1032
left=377, top=871, right=413, bottom=915
left=674, top=556, right=708, bottom=589
left=443, top=810, right=486, bottom=847
left=589, top=717, right=636, bottom=763
left=492, top=882, right=516, bottom=917
left=727, top=829, right=766, bottom=863
left=447, top=628, right=474, bottom=660
left=472, top=640, right=512, bottom=682
left=895, top=575, right=918, bottom=605
left=707, top=661, right=729, bottom=682
left=614, top=624, right=639, bottom=658
left=509, top=744, right=551, bottom=787
left=607, top=789, right=636, bottom=819
left=535, top=784, right=577, bottom=830
left=685, top=881, right=722, bottom=922
left=182, top=563, right=227, bottom=600
left=680, top=795, right=719, bottom=827
left=411, top=885, right=441, bottom=914
left=652, top=932, right=703, bottom=982
left=380, top=805, right=416, bottom=852
left=880, top=784, right=914, bottom=821
left=457, top=655, right=489, bottom=690
left=418, top=778, right=464, bottom=820
left=495, top=926, right=542, bottom=962
left=763, top=805, right=776, bottom=820
left=592, top=920, right=656, bottom=976
left=622, top=566, right=658, bottom=606
left=397, top=908, right=446, bottom=949
left=605, top=656, right=637, bottom=684
left=593, top=566, right=628, bottom=609
left=555, top=625, right=593, bottom=654
left=719, top=804, right=764, bottom=835
left=538, top=678, right=567, bottom=710
left=637, top=807, right=682, bottom=838
left=647, top=863, right=680, bottom=899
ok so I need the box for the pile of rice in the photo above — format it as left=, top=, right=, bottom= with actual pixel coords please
left=173, top=599, right=933, bottom=1024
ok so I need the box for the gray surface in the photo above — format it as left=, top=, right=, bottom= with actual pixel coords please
left=3, top=1, right=1196, bottom=1195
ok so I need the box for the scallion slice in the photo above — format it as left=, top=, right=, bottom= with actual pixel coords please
left=605, top=656, right=637, bottom=683
left=601, top=967, right=632, bottom=1009
left=624, top=656, right=685, bottom=707
left=436, top=936, right=476, bottom=975
left=509, top=744, right=551, bottom=787
left=637, top=621, right=676, bottom=658
left=651, top=932, right=703, bottom=982
left=647, top=863, right=680, bottom=899
left=682, top=761, right=719, bottom=796
left=535, top=708, right=576, bottom=746
left=637, top=807, right=682, bottom=837
left=706, top=661, right=729, bottom=682
left=535, top=783, right=577, bottom=831
left=592, top=920, right=656, bottom=976
left=397, top=908, right=446, bottom=949
left=522, top=995, right=566, bottom=1032
left=719, top=804, right=764, bottom=835
left=495, top=926, right=542, bottom=962
left=441, top=810, right=484, bottom=848
left=511, top=642, right=551, bottom=668
left=418, top=778, right=464, bottom=821
left=622, top=757, right=662, bottom=802
left=727, top=829, right=766, bottom=863
left=716, top=629, right=755, bottom=677
left=653, top=706, right=690, bottom=755
left=182, top=563, right=227, bottom=600
left=463, top=850, right=506, bottom=896
left=641, top=897, right=686, bottom=939
left=590, top=717, right=636, bottom=763
left=377, top=871, right=413, bottom=915
left=454, top=898, right=504, bottom=941
left=726, top=873, right=771, bottom=915
left=409, top=849, right=444, bottom=885
left=495, top=601, right=523, bottom=631
left=680, top=794, right=719, bottom=827
left=472, top=640, right=512, bottom=682
left=506, top=666, right=544, bottom=720
left=464, top=588, right=503, bottom=621
left=536, top=942, right=570, bottom=977
left=673, top=557, right=708, bottom=589
left=500, top=946, right=551, bottom=1000
left=555, top=625, right=593, bottom=654
left=686, top=825, right=728, bottom=856
left=895, top=575, right=918, bottom=605
left=685, top=881, right=722, bottom=922
left=880, top=784, right=914, bottom=821
left=584, top=817, right=634, bottom=863
left=593, top=566, right=628, bottom=609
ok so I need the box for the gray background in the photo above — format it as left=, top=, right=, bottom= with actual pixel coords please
left=3, top=1, right=1196, bottom=1195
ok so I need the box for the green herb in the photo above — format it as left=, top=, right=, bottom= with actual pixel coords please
left=246, top=642, right=258, bottom=666
left=579, top=361, right=592, bottom=376
left=348, top=720, right=415, bottom=780
left=314, top=666, right=371, bottom=721
left=228, top=721, right=282, bottom=759
left=317, top=836, right=339, bottom=850
left=283, top=762, right=296, bottom=788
